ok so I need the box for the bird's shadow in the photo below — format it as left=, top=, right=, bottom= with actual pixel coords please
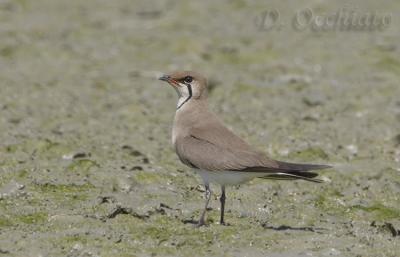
left=262, top=224, right=326, bottom=234
left=182, top=219, right=326, bottom=233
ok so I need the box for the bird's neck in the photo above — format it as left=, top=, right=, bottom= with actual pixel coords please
left=173, top=99, right=208, bottom=143
left=176, top=96, right=190, bottom=110
left=176, top=97, right=207, bottom=113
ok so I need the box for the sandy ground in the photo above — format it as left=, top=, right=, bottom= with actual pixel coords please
left=0, top=0, right=400, bottom=256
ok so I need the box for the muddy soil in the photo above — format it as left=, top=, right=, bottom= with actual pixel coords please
left=0, top=0, right=399, bottom=256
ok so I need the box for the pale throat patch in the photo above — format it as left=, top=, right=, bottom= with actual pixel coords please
left=177, top=96, right=188, bottom=108
left=176, top=83, right=192, bottom=109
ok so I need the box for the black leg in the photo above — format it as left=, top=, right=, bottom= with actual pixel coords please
left=220, top=185, right=226, bottom=225
left=197, top=183, right=211, bottom=227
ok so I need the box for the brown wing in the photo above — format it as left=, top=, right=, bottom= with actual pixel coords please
left=174, top=109, right=330, bottom=181
left=174, top=134, right=330, bottom=183
left=175, top=134, right=278, bottom=171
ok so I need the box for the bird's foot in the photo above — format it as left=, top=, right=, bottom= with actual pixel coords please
left=219, top=221, right=230, bottom=226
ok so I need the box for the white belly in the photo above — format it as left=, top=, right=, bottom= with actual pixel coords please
left=195, top=169, right=261, bottom=186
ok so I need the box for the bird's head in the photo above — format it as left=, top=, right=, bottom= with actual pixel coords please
left=159, top=71, right=208, bottom=108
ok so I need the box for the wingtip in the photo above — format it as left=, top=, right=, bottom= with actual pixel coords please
left=317, top=164, right=333, bottom=170
left=276, top=161, right=333, bottom=172
left=303, top=164, right=333, bottom=171
left=309, top=178, right=324, bottom=183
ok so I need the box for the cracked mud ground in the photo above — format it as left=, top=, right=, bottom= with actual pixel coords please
left=0, top=0, right=399, bottom=256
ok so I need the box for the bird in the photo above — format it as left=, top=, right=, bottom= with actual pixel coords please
left=158, top=71, right=331, bottom=226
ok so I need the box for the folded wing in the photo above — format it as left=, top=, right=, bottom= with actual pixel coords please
left=175, top=134, right=330, bottom=183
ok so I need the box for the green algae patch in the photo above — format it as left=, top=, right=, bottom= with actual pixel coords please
left=1, top=139, right=74, bottom=159
left=66, top=159, right=100, bottom=173
left=120, top=214, right=250, bottom=256
left=133, top=171, right=165, bottom=184
left=350, top=203, right=400, bottom=221
left=125, top=215, right=215, bottom=255
left=0, top=212, right=47, bottom=227
left=49, top=234, right=102, bottom=256
left=60, top=235, right=89, bottom=245
left=2, top=144, right=18, bottom=153
left=54, top=232, right=142, bottom=257
left=315, top=191, right=400, bottom=221
left=0, top=217, right=13, bottom=228
left=376, top=56, right=400, bottom=75
left=16, top=169, right=29, bottom=179
left=33, top=183, right=95, bottom=201
left=289, top=147, right=329, bottom=161
left=0, top=169, right=29, bottom=187
left=1, top=1, right=400, bottom=256
left=313, top=189, right=347, bottom=216
left=17, top=212, right=48, bottom=224
left=28, top=139, right=72, bottom=158
left=34, top=183, right=95, bottom=193
left=0, top=46, right=17, bottom=58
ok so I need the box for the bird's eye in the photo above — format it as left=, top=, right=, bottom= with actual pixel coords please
left=183, top=76, right=193, bottom=84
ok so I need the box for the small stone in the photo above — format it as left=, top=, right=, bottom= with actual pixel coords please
left=302, top=93, right=325, bottom=107
left=130, top=166, right=143, bottom=171
left=394, top=134, right=400, bottom=145
left=132, top=151, right=144, bottom=157
left=73, top=152, right=90, bottom=159
left=121, top=145, right=133, bottom=150
left=302, top=114, right=319, bottom=121
left=278, top=74, right=312, bottom=85
left=0, top=249, right=10, bottom=254
left=0, top=181, right=25, bottom=198
left=62, top=154, right=74, bottom=160
left=72, top=243, right=82, bottom=251
left=345, top=145, right=358, bottom=155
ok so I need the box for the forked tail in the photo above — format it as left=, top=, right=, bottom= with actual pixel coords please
left=262, top=161, right=331, bottom=183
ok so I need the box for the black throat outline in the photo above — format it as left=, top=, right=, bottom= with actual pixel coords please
left=177, top=83, right=192, bottom=109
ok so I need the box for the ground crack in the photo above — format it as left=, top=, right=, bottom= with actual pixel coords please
left=102, top=203, right=177, bottom=221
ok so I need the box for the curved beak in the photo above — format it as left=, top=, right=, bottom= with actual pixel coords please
left=158, top=74, right=171, bottom=82
left=158, top=74, right=179, bottom=87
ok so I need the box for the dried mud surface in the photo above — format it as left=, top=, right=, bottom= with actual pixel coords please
left=0, top=1, right=399, bottom=256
